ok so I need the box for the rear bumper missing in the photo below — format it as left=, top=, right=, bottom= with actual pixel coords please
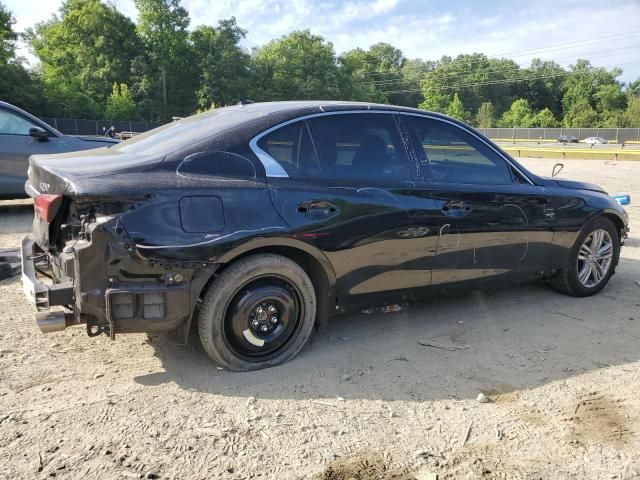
left=21, top=237, right=73, bottom=311
left=22, top=231, right=195, bottom=337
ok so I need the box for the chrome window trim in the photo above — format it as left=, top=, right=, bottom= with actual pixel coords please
left=248, top=110, right=534, bottom=185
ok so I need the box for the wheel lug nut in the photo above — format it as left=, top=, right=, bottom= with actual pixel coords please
left=256, top=307, right=263, bottom=314
left=251, top=320, right=259, bottom=327
left=271, top=317, right=278, bottom=324
left=268, top=306, right=277, bottom=313
left=261, top=325, right=269, bottom=332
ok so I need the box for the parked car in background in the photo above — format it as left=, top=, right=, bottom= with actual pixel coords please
left=0, top=101, right=119, bottom=199
left=582, top=136, right=608, bottom=144
left=558, top=134, right=578, bottom=143
left=22, top=101, right=629, bottom=371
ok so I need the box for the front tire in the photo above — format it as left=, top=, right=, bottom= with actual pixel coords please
left=198, top=254, right=316, bottom=371
left=547, top=217, right=620, bottom=297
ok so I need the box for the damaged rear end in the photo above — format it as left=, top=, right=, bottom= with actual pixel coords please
left=22, top=148, right=199, bottom=339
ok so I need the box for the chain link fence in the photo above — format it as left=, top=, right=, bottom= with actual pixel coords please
left=39, top=117, right=166, bottom=136
left=478, top=128, right=640, bottom=144
left=38, top=118, right=640, bottom=145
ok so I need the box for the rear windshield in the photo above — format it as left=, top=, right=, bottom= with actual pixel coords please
left=109, top=106, right=258, bottom=156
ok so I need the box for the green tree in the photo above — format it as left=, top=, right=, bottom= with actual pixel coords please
left=0, top=2, right=45, bottom=112
left=446, top=93, right=466, bottom=121
left=498, top=99, right=535, bottom=127
left=420, top=54, right=520, bottom=115
left=518, top=59, right=565, bottom=117
left=0, top=0, right=16, bottom=63
left=135, top=0, right=197, bottom=118
left=398, top=58, right=431, bottom=107
left=532, top=108, right=558, bottom=127
left=27, top=0, right=142, bottom=118
left=623, top=97, right=640, bottom=127
left=629, top=79, right=640, bottom=98
left=191, top=18, right=251, bottom=109
left=338, top=43, right=405, bottom=104
left=105, top=83, right=137, bottom=120
left=338, top=48, right=385, bottom=102
left=561, top=60, right=623, bottom=114
left=476, top=101, right=495, bottom=127
left=563, top=99, right=598, bottom=127
left=599, top=110, right=625, bottom=128
left=251, top=30, right=341, bottom=101
left=594, top=83, right=626, bottom=112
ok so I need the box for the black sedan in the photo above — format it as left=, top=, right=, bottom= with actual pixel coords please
left=558, top=134, right=579, bottom=143
left=0, top=101, right=118, bottom=199
left=22, top=101, right=629, bottom=371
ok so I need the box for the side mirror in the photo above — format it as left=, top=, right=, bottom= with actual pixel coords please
left=29, top=127, right=50, bottom=141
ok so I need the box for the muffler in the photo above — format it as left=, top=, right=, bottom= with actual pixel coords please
left=35, top=311, right=74, bottom=333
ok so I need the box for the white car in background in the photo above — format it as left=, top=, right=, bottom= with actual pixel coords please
left=582, top=136, right=608, bottom=144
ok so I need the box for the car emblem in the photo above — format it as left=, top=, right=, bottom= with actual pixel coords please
left=39, top=182, right=50, bottom=192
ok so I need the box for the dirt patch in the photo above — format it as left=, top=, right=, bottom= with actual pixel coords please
left=570, top=394, right=634, bottom=447
left=314, top=454, right=416, bottom=480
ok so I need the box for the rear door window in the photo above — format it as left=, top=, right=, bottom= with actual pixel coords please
left=307, top=113, right=410, bottom=180
left=255, top=113, right=411, bottom=181
left=403, top=116, right=513, bottom=185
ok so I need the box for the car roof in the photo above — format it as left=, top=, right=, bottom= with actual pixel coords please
left=229, top=100, right=448, bottom=119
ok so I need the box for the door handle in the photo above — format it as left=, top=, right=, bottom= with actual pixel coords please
left=441, top=201, right=472, bottom=217
left=297, top=200, right=339, bottom=217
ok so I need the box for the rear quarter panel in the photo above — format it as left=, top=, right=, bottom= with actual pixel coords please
left=122, top=184, right=290, bottom=263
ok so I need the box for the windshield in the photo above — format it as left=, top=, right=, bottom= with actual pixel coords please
left=109, top=106, right=259, bottom=156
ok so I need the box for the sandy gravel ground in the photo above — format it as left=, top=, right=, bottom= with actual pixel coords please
left=0, top=158, right=639, bottom=479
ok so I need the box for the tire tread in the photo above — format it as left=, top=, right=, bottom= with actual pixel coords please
left=197, top=254, right=316, bottom=371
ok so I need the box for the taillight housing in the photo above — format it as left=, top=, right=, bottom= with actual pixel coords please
left=34, top=194, right=63, bottom=223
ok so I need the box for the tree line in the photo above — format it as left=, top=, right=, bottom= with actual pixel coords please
left=1, top=0, right=639, bottom=127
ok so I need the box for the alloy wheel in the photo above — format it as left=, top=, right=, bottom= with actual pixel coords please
left=576, top=228, right=613, bottom=288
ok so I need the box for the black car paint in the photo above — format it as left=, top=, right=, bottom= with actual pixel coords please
left=23, top=101, right=629, bottom=341
left=0, top=101, right=118, bottom=199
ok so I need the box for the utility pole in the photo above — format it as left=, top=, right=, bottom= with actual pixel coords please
left=161, top=65, right=167, bottom=108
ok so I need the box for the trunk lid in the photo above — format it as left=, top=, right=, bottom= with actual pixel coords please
left=27, top=149, right=164, bottom=250
left=27, top=148, right=162, bottom=197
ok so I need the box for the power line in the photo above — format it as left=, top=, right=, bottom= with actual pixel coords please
left=364, top=45, right=640, bottom=89
left=490, top=30, right=640, bottom=57
left=358, top=30, right=640, bottom=80
left=377, top=60, right=640, bottom=95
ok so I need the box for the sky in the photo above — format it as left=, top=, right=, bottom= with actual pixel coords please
left=6, top=0, right=640, bottom=83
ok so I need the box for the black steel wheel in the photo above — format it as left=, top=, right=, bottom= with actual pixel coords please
left=223, top=277, right=303, bottom=360
left=198, top=254, right=316, bottom=371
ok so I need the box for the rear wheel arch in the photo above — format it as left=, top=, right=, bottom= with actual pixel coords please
left=197, top=253, right=317, bottom=370
left=197, top=240, right=337, bottom=328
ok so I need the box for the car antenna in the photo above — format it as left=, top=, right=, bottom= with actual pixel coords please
left=552, top=163, right=564, bottom=177
left=237, top=98, right=255, bottom=105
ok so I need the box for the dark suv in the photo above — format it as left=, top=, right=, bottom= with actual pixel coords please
left=22, top=101, right=628, bottom=371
